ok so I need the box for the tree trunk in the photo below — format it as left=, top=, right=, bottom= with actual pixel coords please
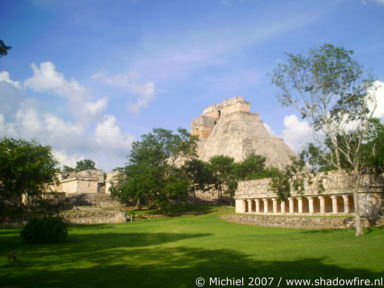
left=135, top=198, right=142, bottom=210
left=353, top=173, right=364, bottom=236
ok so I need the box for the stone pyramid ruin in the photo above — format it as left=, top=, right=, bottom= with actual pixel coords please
left=191, top=97, right=296, bottom=169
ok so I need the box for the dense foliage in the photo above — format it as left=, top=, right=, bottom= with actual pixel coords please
left=20, top=216, right=68, bottom=243
left=111, top=128, right=197, bottom=209
left=62, top=159, right=97, bottom=172
left=0, top=138, right=59, bottom=208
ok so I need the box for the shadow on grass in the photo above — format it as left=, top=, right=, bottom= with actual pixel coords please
left=1, top=230, right=383, bottom=288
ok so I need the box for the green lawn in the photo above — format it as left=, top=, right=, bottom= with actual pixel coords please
left=1, top=206, right=383, bottom=288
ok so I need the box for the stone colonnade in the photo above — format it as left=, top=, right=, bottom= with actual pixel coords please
left=236, top=194, right=354, bottom=215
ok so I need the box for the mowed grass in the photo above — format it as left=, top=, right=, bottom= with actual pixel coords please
left=1, top=206, right=383, bottom=288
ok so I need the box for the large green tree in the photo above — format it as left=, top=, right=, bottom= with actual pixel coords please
left=75, top=159, right=96, bottom=171
left=111, top=128, right=197, bottom=209
left=0, top=138, right=59, bottom=208
left=183, top=159, right=215, bottom=202
left=61, top=159, right=97, bottom=172
left=208, top=155, right=237, bottom=201
left=271, top=43, right=378, bottom=236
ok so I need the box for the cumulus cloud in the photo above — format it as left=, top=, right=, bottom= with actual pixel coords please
left=0, top=71, right=20, bottom=88
left=92, top=71, right=156, bottom=114
left=0, top=105, right=85, bottom=150
left=85, top=97, right=108, bottom=115
left=0, top=64, right=137, bottom=171
left=24, top=62, right=107, bottom=122
left=52, top=149, right=85, bottom=168
left=282, top=114, right=313, bottom=152
left=94, top=114, right=135, bottom=155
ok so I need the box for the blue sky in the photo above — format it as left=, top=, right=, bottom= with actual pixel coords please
left=1, top=0, right=384, bottom=171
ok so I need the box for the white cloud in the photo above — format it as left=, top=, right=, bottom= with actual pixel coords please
left=92, top=71, right=156, bottom=114
left=0, top=71, right=20, bottom=88
left=0, top=65, right=136, bottom=171
left=94, top=114, right=135, bottom=155
left=368, top=80, right=384, bottom=119
left=282, top=114, right=313, bottom=152
left=85, top=97, right=108, bottom=115
left=24, top=62, right=107, bottom=122
left=1, top=105, right=85, bottom=149
left=52, top=149, right=84, bottom=168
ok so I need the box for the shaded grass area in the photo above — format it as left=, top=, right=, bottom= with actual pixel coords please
left=1, top=207, right=383, bottom=288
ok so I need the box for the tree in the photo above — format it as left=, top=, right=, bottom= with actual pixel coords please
left=75, top=159, right=96, bottom=171
left=62, top=165, right=75, bottom=173
left=234, top=154, right=267, bottom=180
left=111, top=128, right=197, bottom=209
left=208, top=155, right=237, bottom=201
left=0, top=40, right=11, bottom=57
left=183, top=159, right=215, bottom=202
left=0, top=138, right=59, bottom=208
left=271, top=43, right=378, bottom=236
left=362, top=119, right=384, bottom=172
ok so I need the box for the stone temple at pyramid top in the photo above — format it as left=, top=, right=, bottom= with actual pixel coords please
left=191, top=97, right=296, bottom=169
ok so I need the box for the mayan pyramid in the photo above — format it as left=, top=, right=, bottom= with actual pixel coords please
left=191, top=97, right=296, bottom=169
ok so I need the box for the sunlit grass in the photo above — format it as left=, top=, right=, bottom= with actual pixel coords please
left=1, top=206, right=383, bottom=288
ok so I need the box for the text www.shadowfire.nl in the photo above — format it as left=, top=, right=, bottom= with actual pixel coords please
left=194, top=276, right=384, bottom=287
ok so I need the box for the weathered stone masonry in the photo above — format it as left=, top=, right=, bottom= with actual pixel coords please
left=235, top=171, right=384, bottom=218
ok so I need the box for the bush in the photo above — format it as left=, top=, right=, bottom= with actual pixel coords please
left=20, top=216, right=68, bottom=243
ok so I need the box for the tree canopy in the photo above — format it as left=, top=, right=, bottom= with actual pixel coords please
left=111, top=128, right=197, bottom=209
left=62, top=159, right=97, bottom=172
left=0, top=138, right=59, bottom=208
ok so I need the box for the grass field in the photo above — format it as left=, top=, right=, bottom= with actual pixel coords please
left=1, top=206, right=383, bottom=288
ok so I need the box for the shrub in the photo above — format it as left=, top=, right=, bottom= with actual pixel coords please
left=20, top=216, right=68, bottom=243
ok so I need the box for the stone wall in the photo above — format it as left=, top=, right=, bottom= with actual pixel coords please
left=235, top=171, right=384, bottom=219
left=221, top=215, right=374, bottom=229
left=61, top=207, right=126, bottom=224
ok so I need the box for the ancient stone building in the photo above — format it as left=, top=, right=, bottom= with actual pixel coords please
left=191, top=97, right=296, bottom=169
left=51, top=170, right=105, bottom=194
left=235, top=171, right=384, bottom=219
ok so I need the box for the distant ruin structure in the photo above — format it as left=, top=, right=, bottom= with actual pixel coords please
left=50, top=170, right=120, bottom=195
left=191, top=97, right=296, bottom=169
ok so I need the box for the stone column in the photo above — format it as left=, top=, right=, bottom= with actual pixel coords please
left=288, top=198, right=294, bottom=213
left=342, top=195, right=350, bottom=214
left=235, top=199, right=246, bottom=213
left=298, top=198, right=303, bottom=214
left=263, top=199, right=268, bottom=213
left=331, top=196, right=338, bottom=214
left=308, top=197, right=314, bottom=214
left=272, top=198, right=278, bottom=213
left=319, top=196, right=325, bottom=214
left=247, top=199, right=253, bottom=213
left=280, top=201, right=286, bottom=213
left=255, top=199, right=260, bottom=213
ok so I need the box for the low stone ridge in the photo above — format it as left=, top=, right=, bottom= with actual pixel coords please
left=61, top=207, right=126, bottom=224
left=66, top=193, right=121, bottom=208
left=191, top=97, right=296, bottom=169
left=221, top=215, right=372, bottom=229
